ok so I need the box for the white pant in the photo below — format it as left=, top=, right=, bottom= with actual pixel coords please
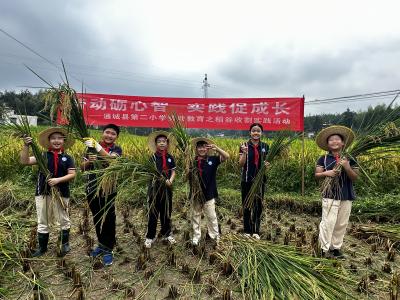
left=35, top=195, right=71, bottom=234
left=192, top=199, right=219, bottom=242
left=319, top=198, right=352, bottom=251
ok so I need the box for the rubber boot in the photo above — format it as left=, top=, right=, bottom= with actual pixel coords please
left=59, top=229, right=71, bottom=257
left=32, top=233, right=49, bottom=257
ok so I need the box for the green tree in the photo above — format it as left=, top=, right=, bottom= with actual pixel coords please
left=340, top=108, right=356, bottom=128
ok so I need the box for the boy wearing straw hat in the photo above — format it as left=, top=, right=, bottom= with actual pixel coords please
left=20, top=127, right=76, bottom=257
left=144, top=131, right=177, bottom=248
left=315, top=125, right=359, bottom=259
left=190, top=138, right=230, bottom=246
left=81, top=124, right=122, bottom=266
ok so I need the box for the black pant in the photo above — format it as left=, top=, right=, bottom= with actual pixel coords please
left=87, top=191, right=116, bottom=251
left=146, top=183, right=173, bottom=239
left=241, top=181, right=265, bottom=235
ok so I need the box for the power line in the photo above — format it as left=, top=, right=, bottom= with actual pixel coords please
left=0, top=57, right=201, bottom=90
left=0, top=28, right=59, bottom=70
left=0, top=27, right=89, bottom=89
left=306, top=89, right=400, bottom=104
left=0, top=50, right=206, bottom=90
left=1, top=28, right=399, bottom=104
left=305, top=95, right=397, bottom=106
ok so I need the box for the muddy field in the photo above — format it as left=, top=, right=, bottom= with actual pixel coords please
left=2, top=197, right=399, bottom=300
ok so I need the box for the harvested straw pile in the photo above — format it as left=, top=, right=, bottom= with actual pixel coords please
left=217, top=234, right=355, bottom=300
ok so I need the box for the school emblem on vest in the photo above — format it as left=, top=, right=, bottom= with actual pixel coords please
left=208, top=161, right=213, bottom=165
left=168, top=158, right=172, bottom=163
left=262, top=148, right=266, bottom=152
left=62, top=157, right=67, bottom=162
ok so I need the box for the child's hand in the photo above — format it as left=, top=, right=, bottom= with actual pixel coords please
left=240, top=142, right=248, bottom=154
left=206, top=144, right=217, bottom=151
left=83, top=138, right=103, bottom=152
left=88, top=154, right=97, bottom=162
left=83, top=137, right=96, bottom=148
left=324, top=170, right=339, bottom=178
left=23, top=136, right=33, bottom=146
left=166, top=179, right=173, bottom=187
left=340, top=157, right=351, bottom=169
left=48, top=178, right=61, bottom=186
left=264, top=161, right=271, bottom=169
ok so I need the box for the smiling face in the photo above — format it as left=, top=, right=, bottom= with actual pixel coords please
left=327, top=134, right=345, bottom=151
left=196, top=142, right=208, bottom=157
left=102, top=128, right=118, bottom=145
left=48, top=132, right=65, bottom=150
left=250, top=125, right=262, bottom=141
left=156, top=135, right=168, bottom=151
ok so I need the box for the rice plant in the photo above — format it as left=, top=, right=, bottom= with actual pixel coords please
left=217, top=234, right=356, bottom=300
left=320, top=104, right=400, bottom=198
left=27, top=61, right=90, bottom=139
left=168, top=112, right=206, bottom=205
left=244, top=130, right=299, bottom=208
left=4, top=114, right=65, bottom=208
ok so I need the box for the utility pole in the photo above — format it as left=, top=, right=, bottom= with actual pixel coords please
left=202, top=73, right=210, bottom=98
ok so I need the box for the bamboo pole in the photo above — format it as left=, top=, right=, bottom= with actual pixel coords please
left=301, top=95, right=305, bottom=196
left=301, top=130, right=305, bottom=196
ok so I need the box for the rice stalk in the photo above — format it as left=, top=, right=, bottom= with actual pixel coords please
left=168, top=112, right=206, bottom=205
left=27, top=61, right=90, bottom=139
left=217, top=234, right=355, bottom=300
left=244, top=130, right=299, bottom=208
left=0, top=180, right=17, bottom=212
left=4, top=115, right=65, bottom=208
left=320, top=104, right=400, bottom=198
left=89, top=141, right=166, bottom=231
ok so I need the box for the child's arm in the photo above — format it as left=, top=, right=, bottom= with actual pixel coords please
left=166, top=169, right=176, bottom=187
left=83, top=138, right=120, bottom=157
left=209, top=144, right=230, bottom=162
left=315, top=166, right=338, bottom=179
left=20, top=136, right=37, bottom=165
left=48, top=169, right=76, bottom=186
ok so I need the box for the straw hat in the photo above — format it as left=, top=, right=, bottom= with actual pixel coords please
left=190, top=137, right=217, bottom=155
left=38, top=127, right=75, bottom=149
left=315, top=125, right=355, bottom=151
left=147, top=130, right=176, bottom=152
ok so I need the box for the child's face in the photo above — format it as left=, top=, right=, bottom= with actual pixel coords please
left=196, top=143, right=208, bottom=157
left=327, top=134, right=344, bottom=151
left=49, top=133, right=65, bottom=150
left=156, top=137, right=168, bottom=151
left=250, top=126, right=262, bottom=140
left=102, top=128, right=118, bottom=144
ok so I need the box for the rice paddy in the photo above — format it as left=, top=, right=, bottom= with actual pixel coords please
left=0, top=127, right=399, bottom=299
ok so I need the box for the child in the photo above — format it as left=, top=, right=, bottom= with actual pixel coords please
left=144, top=131, right=177, bottom=248
left=20, top=127, right=76, bottom=257
left=239, top=123, right=270, bottom=239
left=190, top=138, right=229, bottom=246
left=81, top=124, right=122, bottom=266
left=315, top=125, right=358, bottom=259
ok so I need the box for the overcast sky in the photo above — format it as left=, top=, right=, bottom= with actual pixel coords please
left=1, top=0, right=400, bottom=115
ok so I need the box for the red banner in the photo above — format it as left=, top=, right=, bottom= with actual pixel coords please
left=77, top=93, right=304, bottom=131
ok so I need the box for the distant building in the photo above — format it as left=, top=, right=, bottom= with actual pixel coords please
left=0, top=109, right=38, bottom=126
